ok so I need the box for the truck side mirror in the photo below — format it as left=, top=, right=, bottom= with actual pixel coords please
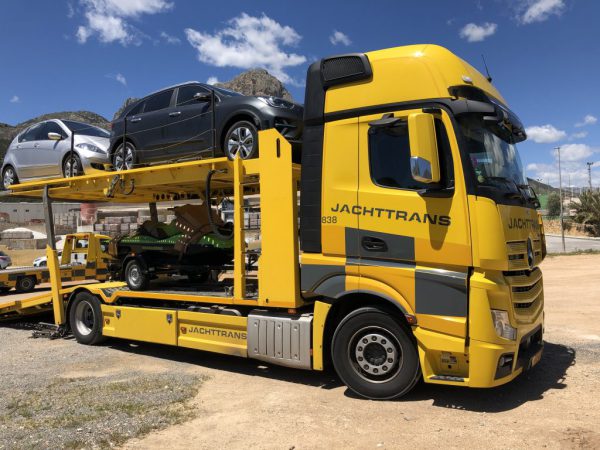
left=408, top=113, right=440, bottom=184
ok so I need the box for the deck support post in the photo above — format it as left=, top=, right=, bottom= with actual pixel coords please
left=233, top=156, right=246, bottom=300
left=43, top=186, right=66, bottom=325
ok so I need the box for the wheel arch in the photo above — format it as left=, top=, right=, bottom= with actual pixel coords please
left=320, top=290, right=417, bottom=370
left=60, top=150, right=83, bottom=173
left=109, top=136, right=139, bottom=159
left=219, top=112, right=262, bottom=150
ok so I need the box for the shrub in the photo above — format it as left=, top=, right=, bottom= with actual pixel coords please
left=547, top=192, right=562, bottom=217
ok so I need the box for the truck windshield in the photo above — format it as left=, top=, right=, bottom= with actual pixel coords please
left=458, top=114, right=526, bottom=188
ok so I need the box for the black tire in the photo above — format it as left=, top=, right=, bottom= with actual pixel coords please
left=0, top=287, right=11, bottom=294
left=2, top=166, right=18, bottom=190
left=125, top=259, right=150, bottom=291
left=224, top=120, right=258, bottom=160
left=113, top=141, right=136, bottom=171
left=15, top=276, right=36, bottom=293
left=69, top=292, right=107, bottom=345
left=63, top=154, right=84, bottom=178
left=331, top=307, right=421, bottom=400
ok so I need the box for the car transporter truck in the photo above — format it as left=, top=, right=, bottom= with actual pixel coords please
left=0, top=44, right=545, bottom=399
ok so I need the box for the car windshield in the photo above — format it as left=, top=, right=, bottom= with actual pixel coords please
left=212, top=86, right=243, bottom=97
left=62, top=120, right=110, bottom=138
left=458, top=114, right=527, bottom=188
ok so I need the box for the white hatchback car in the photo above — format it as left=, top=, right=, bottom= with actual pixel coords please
left=1, top=119, right=111, bottom=189
left=0, top=251, right=12, bottom=269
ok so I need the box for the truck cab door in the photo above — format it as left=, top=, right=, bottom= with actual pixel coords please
left=357, top=108, right=472, bottom=336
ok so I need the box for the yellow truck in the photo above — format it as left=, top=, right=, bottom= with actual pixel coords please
left=1, top=44, right=545, bottom=399
left=0, top=233, right=112, bottom=293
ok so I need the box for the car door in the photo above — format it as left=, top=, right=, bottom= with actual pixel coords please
left=129, top=89, right=175, bottom=162
left=13, top=123, right=43, bottom=179
left=168, top=84, right=213, bottom=159
left=356, top=108, right=472, bottom=335
left=36, top=121, right=66, bottom=177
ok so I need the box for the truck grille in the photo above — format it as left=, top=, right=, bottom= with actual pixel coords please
left=503, top=267, right=544, bottom=323
left=506, top=239, right=542, bottom=270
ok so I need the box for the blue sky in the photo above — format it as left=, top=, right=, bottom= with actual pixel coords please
left=1, top=0, right=599, bottom=186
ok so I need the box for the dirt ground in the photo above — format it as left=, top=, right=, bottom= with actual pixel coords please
left=1, top=254, right=599, bottom=449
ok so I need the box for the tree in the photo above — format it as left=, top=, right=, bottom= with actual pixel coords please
left=571, top=191, right=600, bottom=236
left=547, top=192, right=562, bottom=217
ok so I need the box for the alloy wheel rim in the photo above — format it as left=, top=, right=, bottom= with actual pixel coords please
left=129, top=264, right=141, bottom=286
left=64, top=158, right=80, bottom=178
left=3, top=168, right=15, bottom=189
left=227, top=127, right=254, bottom=159
left=115, top=144, right=134, bottom=171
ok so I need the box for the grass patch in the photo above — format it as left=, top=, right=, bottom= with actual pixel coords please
left=0, top=372, right=206, bottom=449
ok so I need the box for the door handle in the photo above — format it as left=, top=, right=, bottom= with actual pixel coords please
left=361, top=236, right=388, bottom=252
left=34, top=143, right=40, bottom=148
left=169, top=111, right=181, bottom=117
left=130, top=117, right=142, bottom=123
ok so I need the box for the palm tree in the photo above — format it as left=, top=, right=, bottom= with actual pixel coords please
left=571, top=191, right=600, bottom=236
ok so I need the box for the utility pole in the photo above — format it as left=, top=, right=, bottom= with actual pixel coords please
left=587, top=162, right=594, bottom=191
left=556, top=146, right=566, bottom=252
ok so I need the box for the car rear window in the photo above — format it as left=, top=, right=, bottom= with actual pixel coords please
left=145, top=90, right=174, bottom=113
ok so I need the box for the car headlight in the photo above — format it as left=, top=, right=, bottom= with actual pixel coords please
left=76, top=143, right=105, bottom=153
left=258, top=96, right=294, bottom=109
left=491, top=310, right=517, bottom=340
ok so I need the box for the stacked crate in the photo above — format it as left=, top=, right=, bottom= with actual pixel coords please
left=94, top=208, right=175, bottom=237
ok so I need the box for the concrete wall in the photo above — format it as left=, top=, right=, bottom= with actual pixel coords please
left=0, top=202, right=79, bottom=224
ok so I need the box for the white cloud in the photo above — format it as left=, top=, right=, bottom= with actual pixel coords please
left=76, top=0, right=173, bottom=46
left=570, top=131, right=588, bottom=140
left=9, top=95, right=20, bottom=104
left=519, top=0, right=566, bottom=24
left=206, top=76, right=219, bottom=85
left=459, top=22, right=497, bottom=42
left=575, top=114, right=597, bottom=127
left=185, top=13, right=306, bottom=85
left=525, top=124, right=567, bottom=143
left=525, top=160, right=599, bottom=187
left=329, top=30, right=351, bottom=46
left=106, top=73, right=127, bottom=86
left=553, top=144, right=594, bottom=162
left=67, top=2, right=75, bottom=18
left=160, top=31, right=180, bottom=44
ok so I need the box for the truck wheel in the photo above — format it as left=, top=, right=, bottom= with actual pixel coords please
left=15, top=276, right=36, bottom=293
left=69, top=292, right=107, bottom=345
left=125, top=259, right=150, bottom=291
left=331, top=307, right=421, bottom=400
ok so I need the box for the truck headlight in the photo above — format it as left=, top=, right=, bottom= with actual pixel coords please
left=76, top=143, right=105, bottom=153
left=491, top=310, right=517, bottom=340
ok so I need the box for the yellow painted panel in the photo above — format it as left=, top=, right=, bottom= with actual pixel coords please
left=177, top=311, right=247, bottom=357
left=416, top=314, right=466, bottom=338
left=101, top=305, right=177, bottom=345
left=312, top=301, right=332, bottom=371
left=258, top=129, right=301, bottom=307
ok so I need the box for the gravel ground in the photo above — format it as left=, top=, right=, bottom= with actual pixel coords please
left=0, top=321, right=206, bottom=449
left=1, top=254, right=599, bottom=449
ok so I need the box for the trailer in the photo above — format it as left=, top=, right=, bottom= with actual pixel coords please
left=0, top=45, right=545, bottom=399
left=0, top=233, right=112, bottom=293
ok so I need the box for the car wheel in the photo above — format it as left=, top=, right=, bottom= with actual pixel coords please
left=63, top=154, right=84, bottom=178
left=113, top=142, right=136, bottom=171
left=69, top=292, right=107, bottom=345
left=224, top=121, right=258, bottom=160
left=15, top=276, right=36, bottom=293
left=332, top=307, right=421, bottom=400
left=125, top=259, right=150, bottom=291
left=2, top=166, right=18, bottom=190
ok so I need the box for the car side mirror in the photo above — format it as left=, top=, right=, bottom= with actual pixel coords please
left=194, top=92, right=212, bottom=102
left=48, top=132, right=63, bottom=141
left=408, top=113, right=440, bottom=184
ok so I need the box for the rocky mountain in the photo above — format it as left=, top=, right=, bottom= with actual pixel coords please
left=0, top=112, right=110, bottom=162
left=215, top=69, right=293, bottom=102
left=112, top=97, right=139, bottom=121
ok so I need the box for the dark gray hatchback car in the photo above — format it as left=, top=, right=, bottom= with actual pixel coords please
left=109, top=82, right=303, bottom=170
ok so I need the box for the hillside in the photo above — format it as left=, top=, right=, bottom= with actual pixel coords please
left=215, top=69, right=293, bottom=101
